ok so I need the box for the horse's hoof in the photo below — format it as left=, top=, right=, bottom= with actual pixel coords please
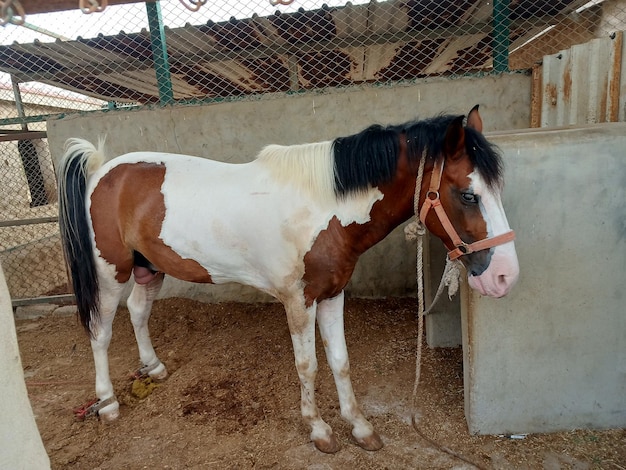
left=75, top=396, right=119, bottom=421
left=98, top=402, right=120, bottom=422
left=313, top=433, right=341, bottom=454
left=133, top=362, right=168, bottom=381
left=355, top=431, right=384, bottom=451
left=149, top=364, right=168, bottom=381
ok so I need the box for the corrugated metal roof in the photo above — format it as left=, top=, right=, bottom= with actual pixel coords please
left=0, top=0, right=595, bottom=104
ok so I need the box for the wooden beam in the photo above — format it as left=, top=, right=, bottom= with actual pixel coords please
left=19, top=0, right=155, bottom=15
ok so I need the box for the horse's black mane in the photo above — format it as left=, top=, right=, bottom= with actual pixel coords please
left=332, top=114, right=503, bottom=197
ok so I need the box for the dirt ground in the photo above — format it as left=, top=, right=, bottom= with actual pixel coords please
left=16, top=297, right=625, bottom=469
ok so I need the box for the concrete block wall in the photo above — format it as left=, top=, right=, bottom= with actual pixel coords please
left=462, top=124, right=626, bottom=434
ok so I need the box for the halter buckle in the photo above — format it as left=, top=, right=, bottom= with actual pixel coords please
left=426, top=190, right=439, bottom=201
left=457, top=243, right=470, bottom=255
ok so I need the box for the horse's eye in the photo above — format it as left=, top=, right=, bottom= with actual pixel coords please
left=461, top=192, right=478, bottom=204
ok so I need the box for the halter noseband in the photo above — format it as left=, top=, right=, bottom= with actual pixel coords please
left=419, top=158, right=516, bottom=260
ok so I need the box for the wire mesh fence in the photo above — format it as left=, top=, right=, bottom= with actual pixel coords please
left=1, top=0, right=625, bottom=118
left=0, top=134, right=70, bottom=301
left=1, top=0, right=625, bottom=303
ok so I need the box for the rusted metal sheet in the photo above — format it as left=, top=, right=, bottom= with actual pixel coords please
left=539, top=31, right=624, bottom=127
left=530, top=62, right=542, bottom=128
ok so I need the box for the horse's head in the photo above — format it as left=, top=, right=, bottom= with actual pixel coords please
left=419, top=105, right=519, bottom=298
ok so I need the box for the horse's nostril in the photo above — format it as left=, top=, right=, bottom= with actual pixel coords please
left=497, top=274, right=512, bottom=289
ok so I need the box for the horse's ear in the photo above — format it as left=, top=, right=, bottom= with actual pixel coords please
left=467, top=104, right=483, bottom=133
left=443, top=115, right=466, bottom=160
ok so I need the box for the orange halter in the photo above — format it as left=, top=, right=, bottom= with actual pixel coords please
left=419, top=159, right=516, bottom=260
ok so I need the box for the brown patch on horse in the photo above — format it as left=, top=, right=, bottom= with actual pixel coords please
left=441, top=117, right=489, bottom=249
left=302, top=126, right=490, bottom=305
left=436, top=156, right=489, bottom=251
left=302, top=216, right=360, bottom=306
left=90, top=163, right=213, bottom=284
left=416, top=115, right=489, bottom=251
left=303, top=143, right=418, bottom=306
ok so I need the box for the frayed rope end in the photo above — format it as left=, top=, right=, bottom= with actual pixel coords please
left=404, top=219, right=426, bottom=241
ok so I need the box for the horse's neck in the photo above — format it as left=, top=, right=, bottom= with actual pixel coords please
left=345, top=171, right=418, bottom=256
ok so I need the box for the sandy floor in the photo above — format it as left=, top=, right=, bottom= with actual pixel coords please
left=17, top=297, right=625, bottom=469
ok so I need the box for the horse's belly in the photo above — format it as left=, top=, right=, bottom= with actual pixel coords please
left=158, top=190, right=322, bottom=291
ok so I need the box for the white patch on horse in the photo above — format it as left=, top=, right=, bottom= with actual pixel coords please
left=150, top=150, right=383, bottom=294
left=468, top=170, right=519, bottom=297
left=469, top=170, right=510, bottom=238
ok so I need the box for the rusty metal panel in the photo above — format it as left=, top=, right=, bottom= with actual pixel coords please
left=541, top=31, right=624, bottom=127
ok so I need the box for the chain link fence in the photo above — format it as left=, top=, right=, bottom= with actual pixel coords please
left=1, top=0, right=625, bottom=304
left=0, top=133, right=69, bottom=303
left=2, top=1, right=625, bottom=115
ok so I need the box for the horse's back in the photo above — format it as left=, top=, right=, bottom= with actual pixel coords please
left=87, top=151, right=319, bottom=290
left=96, top=151, right=233, bottom=178
left=87, top=149, right=384, bottom=293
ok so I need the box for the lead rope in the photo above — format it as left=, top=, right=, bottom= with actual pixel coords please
left=404, top=151, right=485, bottom=470
left=403, top=150, right=428, bottom=405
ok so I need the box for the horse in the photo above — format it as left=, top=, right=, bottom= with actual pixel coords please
left=57, top=105, right=518, bottom=453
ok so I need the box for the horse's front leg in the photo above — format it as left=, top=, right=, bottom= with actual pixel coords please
left=284, top=295, right=339, bottom=453
left=317, top=291, right=383, bottom=451
left=127, top=273, right=168, bottom=380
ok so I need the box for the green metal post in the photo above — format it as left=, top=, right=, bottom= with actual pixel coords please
left=492, top=0, right=510, bottom=73
left=146, top=1, right=174, bottom=105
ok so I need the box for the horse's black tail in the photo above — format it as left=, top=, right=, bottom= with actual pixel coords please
left=57, top=138, right=106, bottom=338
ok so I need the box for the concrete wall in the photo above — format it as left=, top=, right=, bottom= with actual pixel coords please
left=462, top=123, right=626, bottom=434
left=0, top=262, right=50, bottom=469
left=46, top=73, right=531, bottom=302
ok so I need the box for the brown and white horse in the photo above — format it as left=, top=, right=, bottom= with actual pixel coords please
left=58, top=105, right=518, bottom=453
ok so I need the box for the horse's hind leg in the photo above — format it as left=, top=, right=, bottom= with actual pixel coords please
left=127, top=273, right=168, bottom=380
left=317, top=291, right=383, bottom=451
left=90, top=275, right=126, bottom=421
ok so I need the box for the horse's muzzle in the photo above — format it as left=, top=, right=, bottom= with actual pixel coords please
left=467, top=247, right=519, bottom=298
